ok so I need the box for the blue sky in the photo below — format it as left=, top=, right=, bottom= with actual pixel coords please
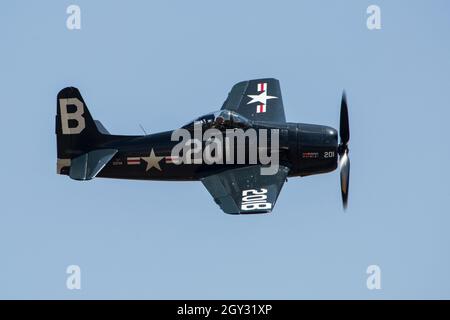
left=1, top=0, right=450, bottom=299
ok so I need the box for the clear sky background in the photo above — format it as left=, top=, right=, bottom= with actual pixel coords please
left=1, top=0, right=450, bottom=299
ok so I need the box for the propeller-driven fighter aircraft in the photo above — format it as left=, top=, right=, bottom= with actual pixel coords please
left=56, top=78, right=350, bottom=214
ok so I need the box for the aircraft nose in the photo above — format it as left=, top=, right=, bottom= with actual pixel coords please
left=323, top=126, right=338, bottom=146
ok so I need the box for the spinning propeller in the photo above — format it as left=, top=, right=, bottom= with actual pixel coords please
left=338, top=92, right=350, bottom=209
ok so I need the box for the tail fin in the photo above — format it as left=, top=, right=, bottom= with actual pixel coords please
left=56, top=87, right=107, bottom=175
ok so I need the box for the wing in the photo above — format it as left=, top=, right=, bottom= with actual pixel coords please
left=201, top=165, right=289, bottom=214
left=221, top=78, right=286, bottom=123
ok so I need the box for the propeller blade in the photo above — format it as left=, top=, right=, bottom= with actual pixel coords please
left=339, top=151, right=350, bottom=209
left=340, top=92, right=350, bottom=145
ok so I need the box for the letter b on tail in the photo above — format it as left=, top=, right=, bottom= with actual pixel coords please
left=59, top=98, right=86, bottom=134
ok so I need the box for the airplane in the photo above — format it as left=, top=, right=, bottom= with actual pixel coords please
left=55, top=78, right=350, bottom=214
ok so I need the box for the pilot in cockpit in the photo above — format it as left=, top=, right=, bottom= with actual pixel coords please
left=182, top=110, right=251, bottom=130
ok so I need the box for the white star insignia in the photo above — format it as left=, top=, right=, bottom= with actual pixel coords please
left=141, top=148, right=163, bottom=171
left=247, top=91, right=278, bottom=105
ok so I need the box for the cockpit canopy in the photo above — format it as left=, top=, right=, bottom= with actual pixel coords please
left=182, top=110, right=251, bottom=130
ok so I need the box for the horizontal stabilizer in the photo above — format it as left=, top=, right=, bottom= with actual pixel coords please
left=69, top=149, right=118, bottom=181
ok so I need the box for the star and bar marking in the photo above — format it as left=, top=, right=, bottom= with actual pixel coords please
left=246, top=82, right=278, bottom=113
left=126, top=148, right=164, bottom=171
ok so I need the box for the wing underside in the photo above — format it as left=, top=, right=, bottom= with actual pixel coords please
left=201, top=165, right=289, bottom=214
